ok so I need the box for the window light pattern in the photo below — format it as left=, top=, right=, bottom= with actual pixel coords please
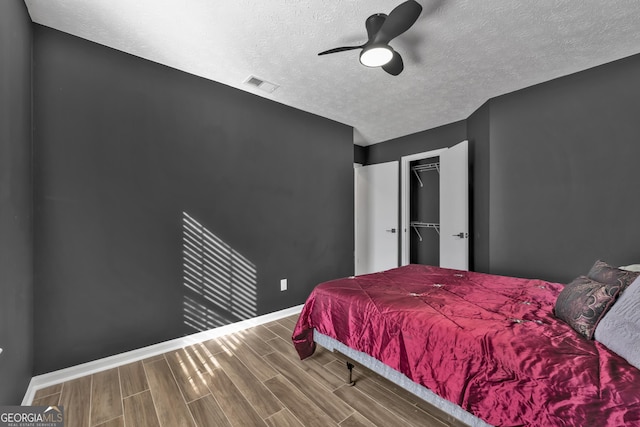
left=182, top=212, right=257, bottom=332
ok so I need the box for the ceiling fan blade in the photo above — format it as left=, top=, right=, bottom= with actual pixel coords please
left=365, top=13, right=387, bottom=41
left=318, top=45, right=363, bottom=56
left=374, top=0, right=423, bottom=44
left=382, top=51, right=404, bottom=76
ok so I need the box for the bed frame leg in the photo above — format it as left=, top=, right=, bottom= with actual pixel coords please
left=346, top=362, right=356, bottom=386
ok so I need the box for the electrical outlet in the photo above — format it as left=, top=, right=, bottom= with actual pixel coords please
left=280, top=278, right=287, bottom=291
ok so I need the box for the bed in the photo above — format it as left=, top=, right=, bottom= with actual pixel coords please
left=292, top=263, right=640, bottom=427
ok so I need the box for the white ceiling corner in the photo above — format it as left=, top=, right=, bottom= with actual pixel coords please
left=24, top=0, right=640, bottom=145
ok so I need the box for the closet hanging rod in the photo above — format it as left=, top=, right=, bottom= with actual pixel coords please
left=412, top=162, right=440, bottom=187
left=412, top=162, right=440, bottom=172
left=409, top=222, right=440, bottom=241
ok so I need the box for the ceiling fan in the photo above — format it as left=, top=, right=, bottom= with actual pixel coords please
left=318, top=0, right=423, bottom=76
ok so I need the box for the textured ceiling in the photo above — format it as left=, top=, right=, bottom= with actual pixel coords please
left=24, top=0, right=640, bottom=145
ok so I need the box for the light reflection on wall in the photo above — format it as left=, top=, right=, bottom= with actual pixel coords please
left=182, top=212, right=257, bottom=332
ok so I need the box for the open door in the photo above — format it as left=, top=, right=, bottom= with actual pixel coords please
left=439, top=140, right=469, bottom=270
left=400, top=141, right=468, bottom=270
left=355, top=161, right=399, bottom=275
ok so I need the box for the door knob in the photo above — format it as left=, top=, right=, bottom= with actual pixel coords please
left=452, top=232, right=467, bottom=238
left=386, top=228, right=397, bottom=233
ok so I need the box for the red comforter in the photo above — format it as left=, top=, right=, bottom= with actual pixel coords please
left=292, top=264, right=640, bottom=427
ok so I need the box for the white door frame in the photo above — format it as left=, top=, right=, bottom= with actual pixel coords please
left=400, top=148, right=447, bottom=266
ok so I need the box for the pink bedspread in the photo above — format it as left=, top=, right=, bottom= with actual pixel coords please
left=292, top=264, right=640, bottom=427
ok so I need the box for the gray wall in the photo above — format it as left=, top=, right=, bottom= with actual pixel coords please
left=33, top=26, right=354, bottom=374
left=466, top=102, right=490, bottom=273
left=0, top=0, right=34, bottom=404
left=354, top=144, right=366, bottom=165
left=485, top=54, right=640, bottom=283
left=363, top=121, right=467, bottom=165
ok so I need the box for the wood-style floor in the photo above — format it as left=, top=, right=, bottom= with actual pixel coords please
left=31, top=315, right=469, bottom=427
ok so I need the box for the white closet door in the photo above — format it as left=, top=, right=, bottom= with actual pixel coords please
left=355, top=161, right=399, bottom=275
left=439, top=140, right=469, bottom=270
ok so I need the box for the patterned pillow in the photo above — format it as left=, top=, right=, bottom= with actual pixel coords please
left=587, top=260, right=640, bottom=292
left=554, top=276, right=621, bottom=339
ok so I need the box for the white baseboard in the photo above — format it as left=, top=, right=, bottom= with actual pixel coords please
left=22, top=304, right=303, bottom=405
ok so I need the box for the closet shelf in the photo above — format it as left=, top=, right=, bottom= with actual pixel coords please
left=410, top=222, right=440, bottom=241
left=412, top=162, right=440, bottom=187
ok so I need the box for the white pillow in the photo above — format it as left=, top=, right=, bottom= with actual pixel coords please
left=594, top=276, right=640, bottom=370
left=620, top=264, right=640, bottom=272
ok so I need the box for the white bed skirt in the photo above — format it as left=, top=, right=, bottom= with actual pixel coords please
left=313, top=330, right=492, bottom=427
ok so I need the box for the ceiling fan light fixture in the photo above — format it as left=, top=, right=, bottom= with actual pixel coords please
left=359, top=45, right=394, bottom=67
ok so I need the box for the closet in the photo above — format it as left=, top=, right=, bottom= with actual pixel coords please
left=401, top=140, right=468, bottom=270
left=409, top=157, right=440, bottom=265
